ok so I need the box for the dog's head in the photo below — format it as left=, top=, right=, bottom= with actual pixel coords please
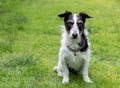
left=58, top=11, right=93, bottom=39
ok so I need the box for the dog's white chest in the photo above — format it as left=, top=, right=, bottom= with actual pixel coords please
left=66, top=52, right=85, bottom=71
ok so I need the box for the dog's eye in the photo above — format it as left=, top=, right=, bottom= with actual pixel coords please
left=66, top=22, right=73, bottom=27
left=77, top=22, right=83, bottom=27
left=77, top=22, right=84, bottom=31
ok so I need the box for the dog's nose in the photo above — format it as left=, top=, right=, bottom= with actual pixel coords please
left=72, top=33, right=78, bottom=38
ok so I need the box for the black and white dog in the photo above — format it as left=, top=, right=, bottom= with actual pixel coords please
left=53, top=11, right=93, bottom=83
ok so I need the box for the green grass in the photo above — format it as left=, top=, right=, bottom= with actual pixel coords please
left=0, top=0, right=120, bottom=88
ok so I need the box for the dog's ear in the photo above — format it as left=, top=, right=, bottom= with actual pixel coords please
left=79, top=12, right=93, bottom=18
left=58, top=11, right=72, bottom=18
left=79, top=12, right=93, bottom=23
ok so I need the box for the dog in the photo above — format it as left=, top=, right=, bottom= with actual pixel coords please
left=53, top=11, right=93, bottom=83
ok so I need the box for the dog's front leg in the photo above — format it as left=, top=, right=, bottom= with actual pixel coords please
left=62, top=60, right=69, bottom=83
left=82, top=60, right=93, bottom=83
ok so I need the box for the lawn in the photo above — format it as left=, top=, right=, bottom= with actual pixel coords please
left=0, top=0, right=120, bottom=88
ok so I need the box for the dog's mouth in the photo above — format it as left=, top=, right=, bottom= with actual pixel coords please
left=72, top=37, right=78, bottom=39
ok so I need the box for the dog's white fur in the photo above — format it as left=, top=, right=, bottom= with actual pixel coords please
left=53, top=14, right=92, bottom=83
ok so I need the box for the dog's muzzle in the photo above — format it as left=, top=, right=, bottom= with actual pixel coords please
left=72, top=33, right=78, bottom=39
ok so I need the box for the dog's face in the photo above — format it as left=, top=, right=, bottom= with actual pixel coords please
left=58, top=11, right=93, bottom=39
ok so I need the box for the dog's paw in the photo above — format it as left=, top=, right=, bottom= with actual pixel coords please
left=53, top=66, right=57, bottom=72
left=62, top=77, right=69, bottom=84
left=84, top=78, right=93, bottom=83
left=62, top=80, right=69, bottom=84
